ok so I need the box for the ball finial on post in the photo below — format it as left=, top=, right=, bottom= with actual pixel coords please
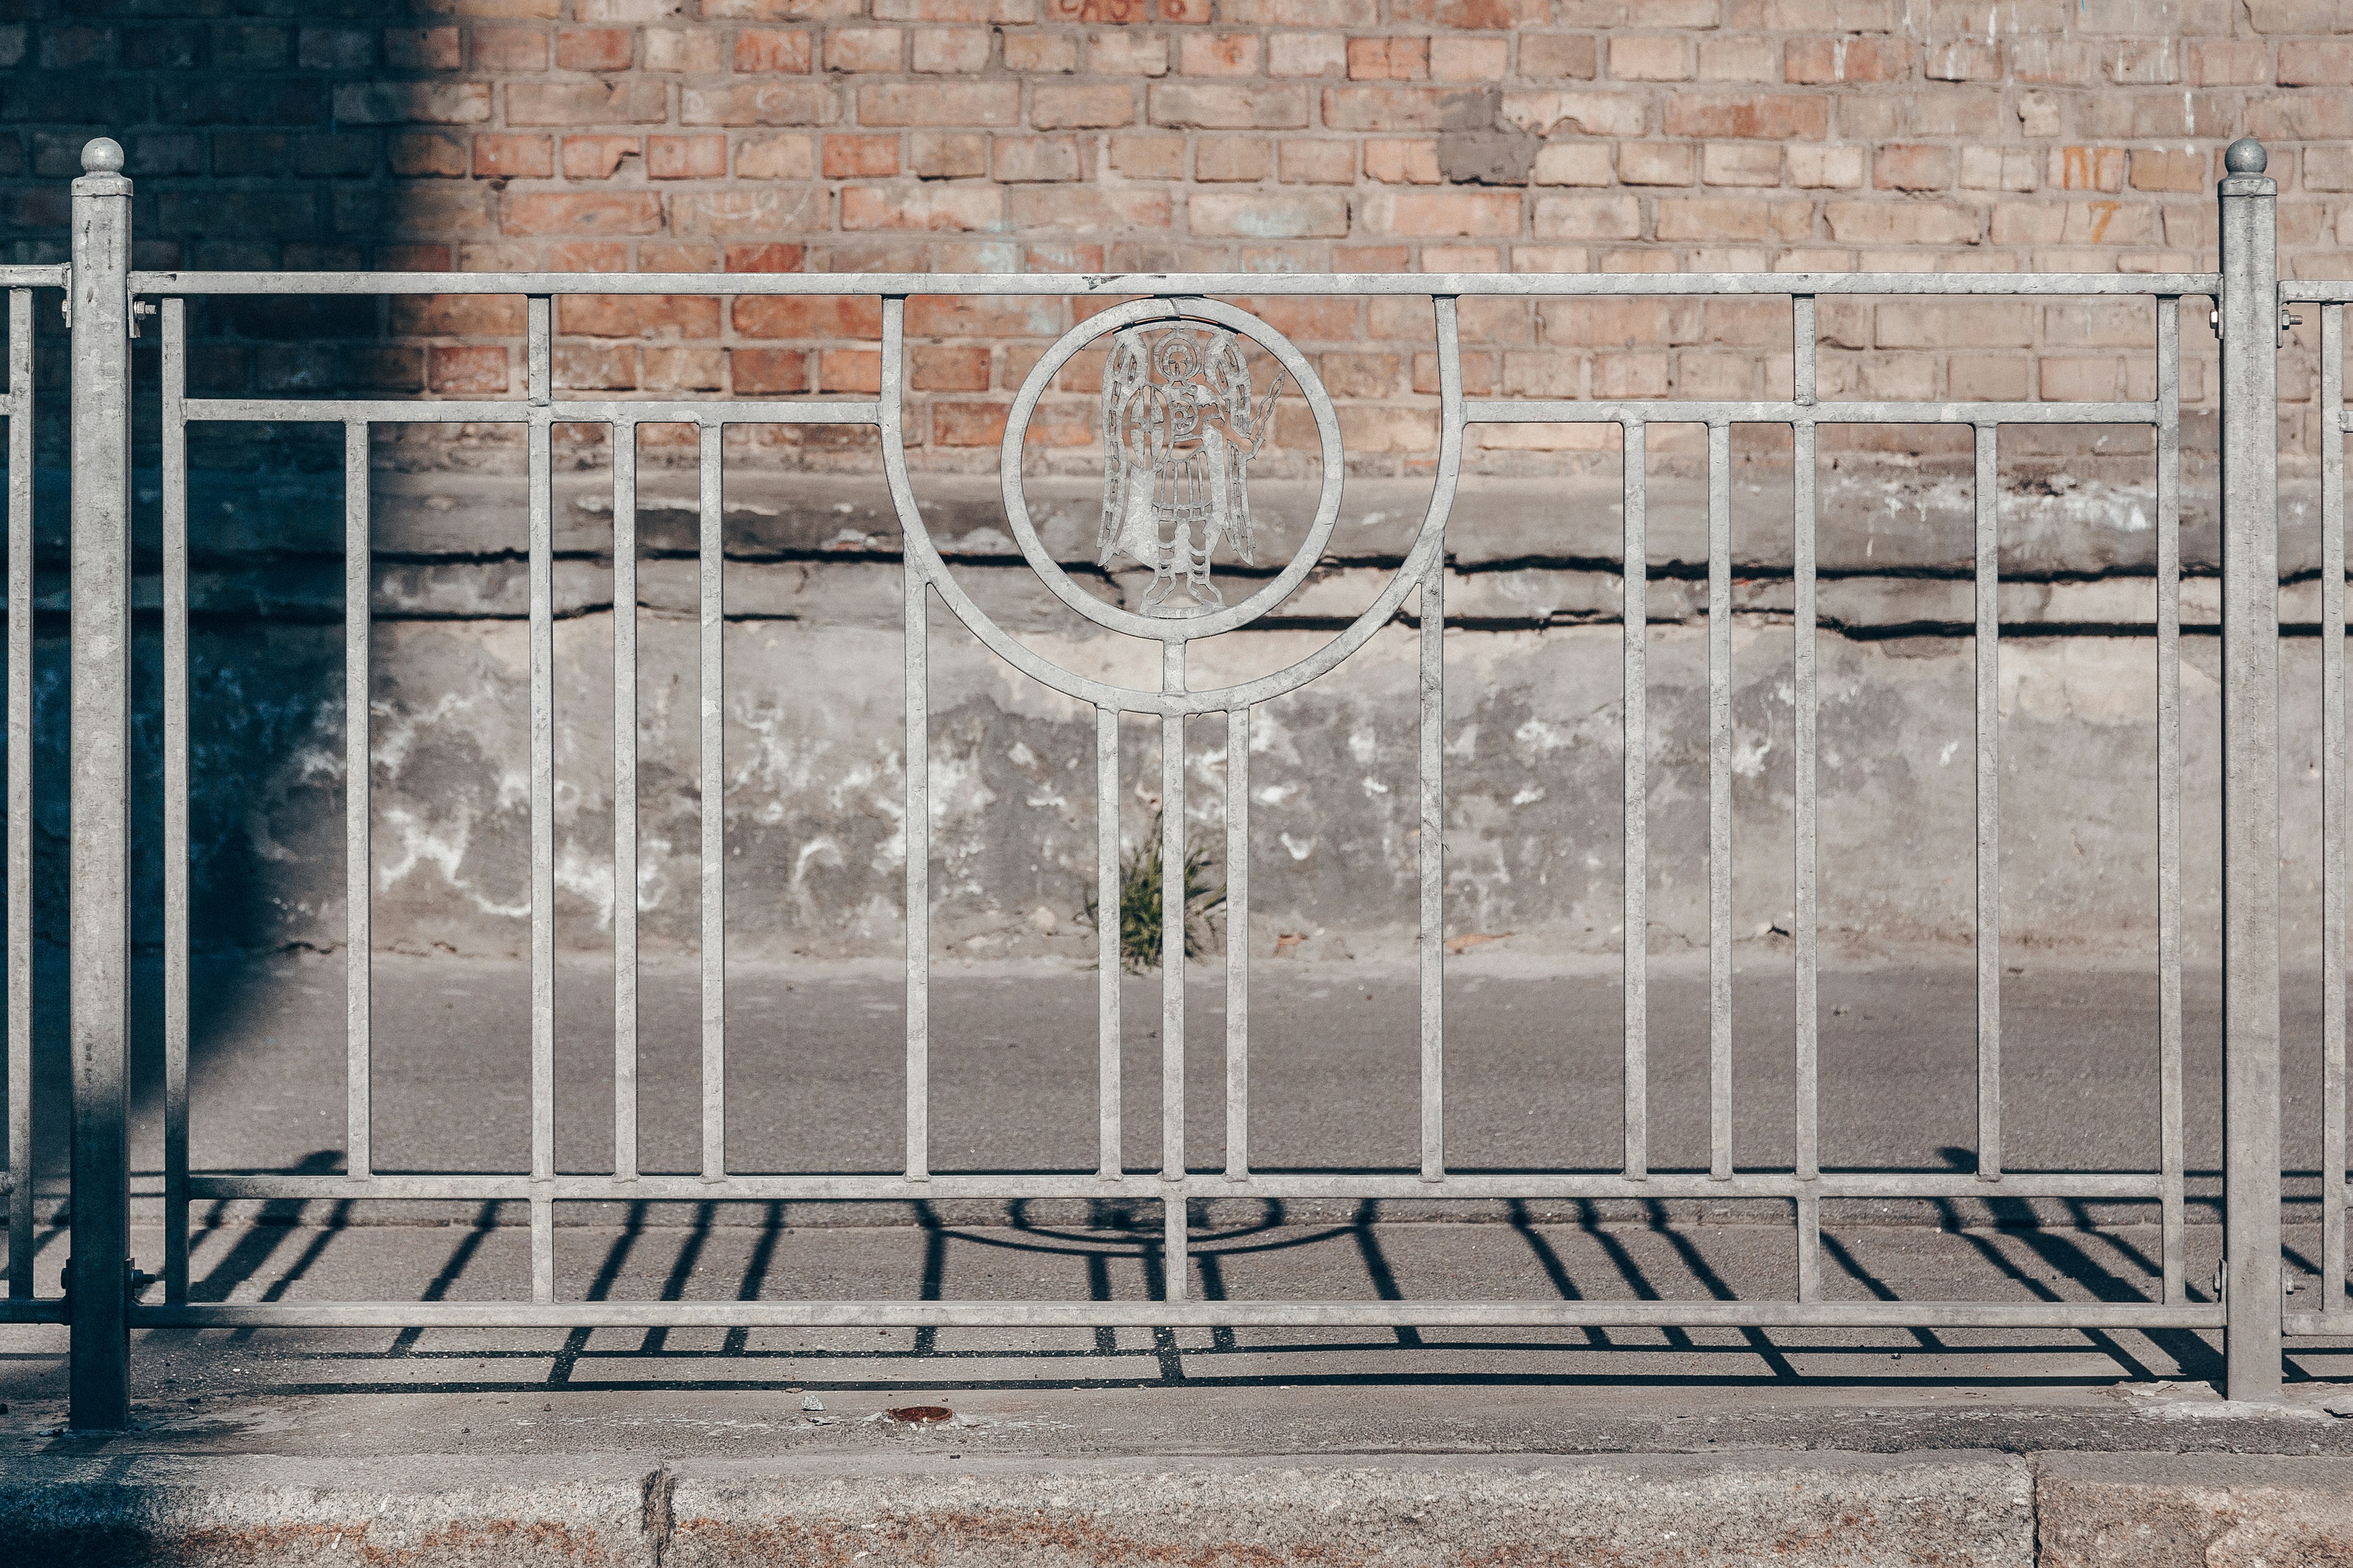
left=2224, top=137, right=2267, bottom=176
left=80, top=137, right=124, bottom=175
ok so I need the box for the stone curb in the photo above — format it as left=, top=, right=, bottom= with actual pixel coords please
left=7, top=1448, right=2347, bottom=1567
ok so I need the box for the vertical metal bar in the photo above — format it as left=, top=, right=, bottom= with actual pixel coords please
left=344, top=420, right=371, bottom=1184
left=1707, top=417, right=1733, bottom=1182
left=67, top=137, right=133, bottom=1430
left=699, top=418, right=725, bottom=1183
left=1225, top=703, right=1249, bottom=1181
left=1097, top=705, right=1122, bottom=1179
left=526, top=296, right=554, bottom=1302
left=6, top=286, right=33, bottom=1302
left=2159, top=296, right=2187, bottom=1305
left=1793, top=294, right=1821, bottom=1297
left=612, top=420, right=638, bottom=1183
left=2217, top=138, right=2282, bottom=1400
left=1161, top=641, right=1186, bottom=1299
left=161, top=299, right=188, bottom=1305
left=1419, top=555, right=1444, bottom=1182
left=1975, top=421, right=2002, bottom=1182
left=1621, top=417, right=1647, bottom=1180
left=903, top=556, right=929, bottom=1184
left=2322, top=300, right=2346, bottom=1322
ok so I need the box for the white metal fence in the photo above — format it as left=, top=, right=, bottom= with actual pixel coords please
left=0, top=134, right=2331, bottom=1427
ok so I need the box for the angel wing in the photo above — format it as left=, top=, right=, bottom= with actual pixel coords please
left=1098, top=330, right=1156, bottom=565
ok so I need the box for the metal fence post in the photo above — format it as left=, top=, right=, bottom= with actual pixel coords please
left=66, top=136, right=134, bottom=1430
left=2218, top=136, right=2283, bottom=1402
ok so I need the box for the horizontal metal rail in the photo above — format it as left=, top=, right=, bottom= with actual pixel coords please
left=180, top=1171, right=2188, bottom=1203
left=184, top=398, right=880, bottom=425
left=129, top=1300, right=2227, bottom=1331
left=131, top=270, right=2220, bottom=299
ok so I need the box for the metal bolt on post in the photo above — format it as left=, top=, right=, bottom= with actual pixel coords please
left=67, top=135, right=134, bottom=1432
left=2217, top=135, right=2284, bottom=1404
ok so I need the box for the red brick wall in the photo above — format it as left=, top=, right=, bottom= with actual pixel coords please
left=8, top=1, right=2352, bottom=471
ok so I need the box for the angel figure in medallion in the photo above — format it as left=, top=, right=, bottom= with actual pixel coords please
left=1097, top=323, right=1288, bottom=618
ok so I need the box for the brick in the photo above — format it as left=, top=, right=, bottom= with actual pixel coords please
left=908, top=297, right=1063, bottom=336
left=735, top=296, right=887, bottom=339
left=1317, top=352, right=1397, bottom=397
left=2129, top=149, right=2205, bottom=194
left=2052, top=146, right=2126, bottom=192
left=2039, top=355, right=2125, bottom=400
left=859, top=81, right=1023, bottom=125
left=1874, top=144, right=1952, bottom=191
left=1153, top=83, right=1311, bottom=128
left=638, top=242, right=716, bottom=271
left=1610, top=35, right=1690, bottom=81
left=502, top=191, right=665, bottom=237
left=334, top=82, right=492, bottom=125
left=996, top=134, right=1086, bottom=180
left=910, top=132, right=989, bottom=176
left=554, top=27, right=634, bottom=70
left=1924, top=38, right=1999, bottom=80
left=1349, top=37, right=1429, bottom=79
left=647, top=135, right=727, bottom=179
left=1392, top=0, right=1550, bottom=25
left=912, top=25, right=991, bottom=71
left=1663, top=93, right=1829, bottom=140
left=392, top=295, right=529, bottom=337
left=559, top=295, right=722, bottom=338
left=736, top=29, right=813, bottom=71
left=1619, top=143, right=1695, bottom=185
left=1223, top=0, right=1377, bottom=20
left=827, top=27, right=904, bottom=70
left=301, top=26, right=377, bottom=69
left=912, top=345, right=992, bottom=390
left=646, top=33, right=734, bottom=73
left=1701, top=144, right=1779, bottom=186
left=1532, top=142, right=1612, bottom=184
left=131, top=134, right=204, bottom=177
left=1784, top=145, right=1860, bottom=187
left=1047, top=0, right=1149, bottom=16
left=843, top=182, right=1006, bottom=230
left=509, top=81, right=669, bottom=125
left=1696, top=37, right=1778, bottom=81
left=1498, top=90, right=1643, bottom=137
left=1111, top=135, right=1185, bottom=177
left=739, top=134, right=817, bottom=178
left=1946, top=353, right=2027, bottom=400
left=1195, top=137, right=1273, bottom=181
left=213, top=25, right=288, bottom=71
left=673, top=187, right=828, bottom=233
left=1657, top=199, right=1809, bottom=242
left=2281, top=40, right=2353, bottom=84
left=1784, top=38, right=1908, bottom=84
left=731, top=348, right=811, bottom=394
left=554, top=345, right=636, bottom=391
left=824, top=134, right=900, bottom=178
left=934, top=402, right=1012, bottom=446
left=725, top=242, right=806, bottom=271
left=1532, top=194, right=1641, bottom=239
left=474, top=134, right=553, bottom=179
left=1364, top=139, right=1441, bottom=183
left=392, top=133, right=470, bottom=178
left=578, top=0, right=688, bottom=18
left=1026, top=242, right=1109, bottom=271
left=681, top=82, right=842, bottom=125
left=876, top=0, right=1039, bottom=17
left=1873, top=300, right=2032, bottom=348
left=1260, top=32, right=1341, bottom=78
left=1822, top=201, right=1980, bottom=245
left=2107, top=39, right=2182, bottom=84
left=2187, top=40, right=2268, bottom=85
left=2305, top=146, right=2353, bottom=191
left=1004, top=32, right=1078, bottom=71
left=819, top=348, right=884, bottom=392
left=1009, top=185, right=1173, bottom=227
left=429, top=346, right=508, bottom=394
left=1323, top=86, right=1458, bottom=131
left=561, top=136, right=642, bottom=179
left=1959, top=147, right=2036, bottom=192
left=1183, top=32, right=1264, bottom=74
left=1091, top=31, right=1170, bottom=76
left=470, top=27, right=546, bottom=70
left=1189, top=190, right=1350, bottom=236
left=1361, top=187, right=1521, bottom=235
left=1429, top=36, right=1507, bottom=79
left=2010, top=39, right=2097, bottom=85
left=1282, top=140, right=1357, bottom=182
left=642, top=348, right=727, bottom=392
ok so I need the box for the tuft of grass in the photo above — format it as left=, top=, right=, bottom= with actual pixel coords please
left=1081, top=811, right=1226, bottom=973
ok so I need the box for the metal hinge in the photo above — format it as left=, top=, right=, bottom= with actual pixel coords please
left=57, top=1257, right=156, bottom=1308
